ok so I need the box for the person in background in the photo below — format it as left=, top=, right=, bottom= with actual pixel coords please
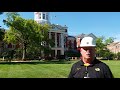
left=68, top=36, right=113, bottom=78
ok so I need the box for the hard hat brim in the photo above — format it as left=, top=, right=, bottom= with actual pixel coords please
left=80, top=45, right=96, bottom=47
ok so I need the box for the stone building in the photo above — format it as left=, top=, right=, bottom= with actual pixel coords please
left=0, top=12, right=98, bottom=59
left=107, top=42, right=120, bottom=54
left=34, top=12, right=68, bottom=58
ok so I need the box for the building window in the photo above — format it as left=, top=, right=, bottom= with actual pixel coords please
left=39, top=13, right=41, bottom=19
left=46, top=14, right=48, bottom=20
left=65, top=29, right=67, bottom=32
left=51, top=32, right=55, bottom=47
left=57, top=50, right=61, bottom=56
left=43, top=14, right=45, bottom=19
left=51, top=50, right=55, bottom=57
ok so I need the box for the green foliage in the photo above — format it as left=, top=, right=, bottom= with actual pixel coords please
left=0, top=29, right=5, bottom=41
left=1, top=50, right=15, bottom=61
left=4, top=29, right=18, bottom=44
left=96, top=37, right=105, bottom=57
left=104, top=37, right=115, bottom=45
left=6, top=12, right=20, bottom=22
left=102, top=49, right=114, bottom=60
left=3, top=12, right=52, bottom=60
left=96, top=36, right=115, bottom=59
left=117, top=52, right=120, bottom=60
left=65, top=50, right=81, bottom=57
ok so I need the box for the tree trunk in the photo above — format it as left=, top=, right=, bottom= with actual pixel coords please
left=22, top=43, right=27, bottom=61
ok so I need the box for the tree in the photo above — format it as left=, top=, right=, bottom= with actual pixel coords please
left=116, top=52, right=120, bottom=60
left=3, top=12, right=52, bottom=60
left=0, top=28, right=5, bottom=56
left=0, top=12, right=3, bottom=15
left=96, top=36, right=105, bottom=57
left=102, top=49, right=114, bottom=60
left=26, top=23, right=53, bottom=59
left=0, top=28, right=5, bottom=41
left=0, top=12, right=4, bottom=27
left=96, top=36, right=117, bottom=60
left=104, top=37, right=115, bottom=45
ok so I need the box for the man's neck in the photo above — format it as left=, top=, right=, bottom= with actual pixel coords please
left=82, top=57, right=94, bottom=64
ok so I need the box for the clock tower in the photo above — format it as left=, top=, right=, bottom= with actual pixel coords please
left=34, top=12, right=50, bottom=24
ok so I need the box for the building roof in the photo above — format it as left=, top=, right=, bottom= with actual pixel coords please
left=107, top=42, right=120, bottom=47
left=75, top=33, right=97, bottom=39
left=68, top=35, right=76, bottom=38
left=76, top=33, right=85, bottom=38
left=51, top=24, right=67, bottom=30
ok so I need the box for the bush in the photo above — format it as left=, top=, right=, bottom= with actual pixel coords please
left=65, top=50, right=81, bottom=57
left=44, top=56, right=54, bottom=60
left=56, top=55, right=65, bottom=60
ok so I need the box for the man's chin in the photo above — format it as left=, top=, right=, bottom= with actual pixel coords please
left=85, top=57, right=90, bottom=59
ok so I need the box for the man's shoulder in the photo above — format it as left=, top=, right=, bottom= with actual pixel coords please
left=94, top=59, right=109, bottom=67
left=72, top=60, right=83, bottom=66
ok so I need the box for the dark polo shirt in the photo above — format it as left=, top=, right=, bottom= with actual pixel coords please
left=68, top=59, right=114, bottom=78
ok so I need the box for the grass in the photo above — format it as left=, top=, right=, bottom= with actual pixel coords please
left=0, top=60, right=119, bottom=78
left=101, top=60, right=120, bottom=78
left=0, top=60, right=74, bottom=78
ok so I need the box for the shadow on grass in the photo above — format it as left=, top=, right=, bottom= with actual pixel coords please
left=0, top=60, right=73, bottom=65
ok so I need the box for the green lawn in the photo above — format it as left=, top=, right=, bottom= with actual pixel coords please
left=102, top=60, right=120, bottom=78
left=0, top=60, right=119, bottom=78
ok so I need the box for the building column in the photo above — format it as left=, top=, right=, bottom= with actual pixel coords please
left=61, top=33, right=64, bottom=48
left=59, top=33, right=61, bottom=47
left=49, top=32, right=51, bottom=48
left=55, top=32, right=57, bottom=48
left=41, top=50, right=44, bottom=58
left=54, top=32, right=57, bottom=57
left=55, top=50, right=57, bottom=58
left=61, top=49, right=64, bottom=55
left=49, top=32, right=51, bottom=39
left=61, top=33, right=64, bottom=55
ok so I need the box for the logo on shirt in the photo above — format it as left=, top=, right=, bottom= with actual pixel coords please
left=86, top=42, right=89, bottom=44
left=95, top=68, right=100, bottom=71
left=76, top=68, right=81, bottom=70
left=84, top=63, right=90, bottom=67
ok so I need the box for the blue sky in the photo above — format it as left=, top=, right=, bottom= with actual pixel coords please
left=1, top=12, right=120, bottom=41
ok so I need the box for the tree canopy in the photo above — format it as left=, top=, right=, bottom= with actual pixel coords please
left=3, top=12, right=52, bottom=60
left=0, top=12, right=3, bottom=15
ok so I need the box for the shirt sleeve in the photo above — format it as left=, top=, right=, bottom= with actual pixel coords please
left=68, top=64, right=76, bottom=78
left=103, top=64, right=114, bottom=78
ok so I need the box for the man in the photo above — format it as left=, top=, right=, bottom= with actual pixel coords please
left=68, top=36, right=113, bottom=78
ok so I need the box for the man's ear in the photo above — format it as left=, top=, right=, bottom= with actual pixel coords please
left=80, top=47, right=82, bottom=52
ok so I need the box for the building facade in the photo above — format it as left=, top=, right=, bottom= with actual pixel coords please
left=34, top=12, right=68, bottom=58
left=0, top=12, right=98, bottom=59
left=107, top=42, right=120, bottom=54
left=66, top=36, right=76, bottom=50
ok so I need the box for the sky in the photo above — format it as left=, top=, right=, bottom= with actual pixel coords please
left=1, top=12, right=120, bottom=42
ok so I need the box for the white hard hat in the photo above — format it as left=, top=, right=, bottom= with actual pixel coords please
left=80, top=36, right=96, bottom=47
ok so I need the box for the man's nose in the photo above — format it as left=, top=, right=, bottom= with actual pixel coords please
left=86, top=50, right=90, bottom=54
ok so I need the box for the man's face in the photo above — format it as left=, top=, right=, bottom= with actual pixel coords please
left=80, top=47, right=96, bottom=60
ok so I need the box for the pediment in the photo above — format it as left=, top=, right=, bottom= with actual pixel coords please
left=51, top=24, right=65, bottom=30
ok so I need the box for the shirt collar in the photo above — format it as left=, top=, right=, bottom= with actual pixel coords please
left=79, top=58, right=97, bottom=67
